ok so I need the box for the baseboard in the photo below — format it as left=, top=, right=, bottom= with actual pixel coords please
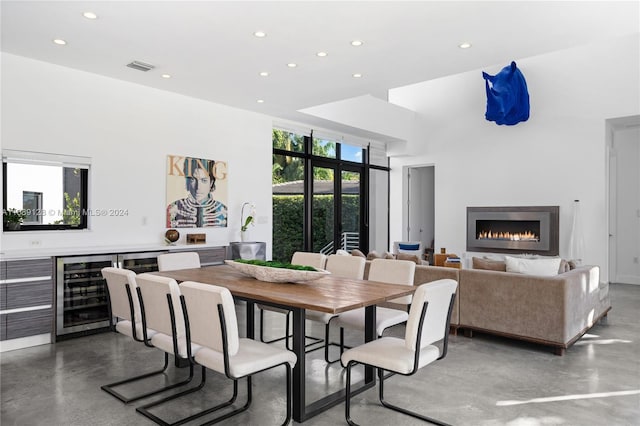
left=613, top=275, right=640, bottom=285
left=0, top=333, right=52, bottom=352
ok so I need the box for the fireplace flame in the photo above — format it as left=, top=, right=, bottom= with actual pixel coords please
left=477, top=230, right=539, bottom=241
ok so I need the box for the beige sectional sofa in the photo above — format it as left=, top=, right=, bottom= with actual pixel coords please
left=362, top=261, right=611, bottom=355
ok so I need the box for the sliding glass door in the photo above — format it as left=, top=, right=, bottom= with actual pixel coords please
left=311, top=164, right=362, bottom=255
left=312, top=165, right=335, bottom=254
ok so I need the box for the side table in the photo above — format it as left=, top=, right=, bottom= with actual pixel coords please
left=434, top=253, right=462, bottom=269
left=444, top=260, right=462, bottom=269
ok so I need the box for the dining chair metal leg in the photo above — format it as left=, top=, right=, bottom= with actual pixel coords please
left=320, top=325, right=343, bottom=364
left=101, top=352, right=180, bottom=403
left=345, top=360, right=357, bottom=426
left=136, top=365, right=241, bottom=426
left=259, top=308, right=293, bottom=350
left=345, top=361, right=450, bottom=426
left=199, top=377, right=252, bottom=426
left=260, top=307, right=323, bottom=353
left=378, top=367, right=451, bottom=426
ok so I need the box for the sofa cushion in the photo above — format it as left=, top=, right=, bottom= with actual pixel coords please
left=558, top=259, right=570, bottom=273
left=351, top=249, right=367, bottom=258
left=396, top=252, right=422, bottom=264
left=472, top=257, right=507, bottom=271
left=366, top=251, right=381, bottom=260
left=504, top=256, right=561, bottom=276
left=383, top=251, right=396, bottom=260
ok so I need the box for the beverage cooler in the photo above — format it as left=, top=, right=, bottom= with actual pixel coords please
left=56, top=251, right=166, bottom=339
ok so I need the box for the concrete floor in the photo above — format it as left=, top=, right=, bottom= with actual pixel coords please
left=1, top=283, right=639, bottom=426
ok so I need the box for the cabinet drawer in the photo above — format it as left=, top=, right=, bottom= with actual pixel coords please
left=0, top=315, right=5, bottom=340
left=2, top=280, right=53, bottom=310
left=3, top=308, right=53, bottom=340
left=196, top=247, right=226, bottom=265
left=0, top=261, right=6, bottom=281
left=6, top=258, right=53, bottom=279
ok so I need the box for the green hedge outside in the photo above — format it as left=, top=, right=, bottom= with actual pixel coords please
left=272, top=194, right=360, bottom=262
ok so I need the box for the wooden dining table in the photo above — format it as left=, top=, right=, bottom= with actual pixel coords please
left=152, top=264, right=415, bottom=423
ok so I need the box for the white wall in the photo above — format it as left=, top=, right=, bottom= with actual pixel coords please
left=387, top=34, right=640, bottom=279
left=1, top=53, right=274, bottom=256
left=368, top=169, right=389, bottom=253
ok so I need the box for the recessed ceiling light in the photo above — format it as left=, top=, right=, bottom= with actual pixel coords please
left=287, top=63, right=297, bottom=68
left=53, top=39, right=67, bottom=45
left=82, top=12, right=97, bottom=19
left=351, top=40, right=363, bottom=46
left=161, top=74, right=171, bottom=79
left=316, top=51, right=328, bottom=57
left=458, top=42, right=472, bottom=49
left=259, top=71, right=269, bottom=77
left=254, top=31, right=266, bottom=38
left=352, top=73, right=362, bottom=78
left=257, top=99, right=265, bottom=103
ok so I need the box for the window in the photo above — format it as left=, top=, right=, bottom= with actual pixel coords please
left=312, top=138, right=336, bottom=158
left=3, top=150, right=90, bottom=231
left=340, top=143, right=364, bottom=163
left=22, top=191, right=43, bottom=224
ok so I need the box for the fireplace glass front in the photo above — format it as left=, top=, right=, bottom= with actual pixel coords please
left=467, top=206, right=559, bottom=256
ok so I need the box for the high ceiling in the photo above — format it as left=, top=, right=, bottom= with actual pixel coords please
left=2, top=1, right=638, bottom=138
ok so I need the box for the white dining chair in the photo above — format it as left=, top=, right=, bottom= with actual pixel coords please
left=101, top=267, right=179, bottom=404
left=157, top=251, right=201, bottom=272
left=305, top=254, right=366, bottom=362
left=179, top=281, right=297, bottom=425
left=291, top=251, right=328, bottom=270
left=330, top=258, right=416, bottom=361
left=135, top=274, right=208, bottom=425
left=257, top=251, right=327, bottom=350
left=341, top=279, right=458, bottom=426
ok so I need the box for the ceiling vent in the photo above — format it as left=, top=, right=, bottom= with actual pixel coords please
left=126, top=61, right=155, bottom=72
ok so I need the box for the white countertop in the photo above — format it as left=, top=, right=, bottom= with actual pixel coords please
left=0, top=242, right=228, bottom=260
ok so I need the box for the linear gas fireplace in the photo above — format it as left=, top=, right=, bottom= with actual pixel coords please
left=467, top=206, right=559, bottom=256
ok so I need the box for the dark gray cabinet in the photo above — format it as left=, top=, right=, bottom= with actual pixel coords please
left=4, top=279, right=53, bottom=310
left=6, top=308, right=54, bottom=340
left=0, top=257, right=54, bottom=343
left=174, top=246, right=227, bottom=266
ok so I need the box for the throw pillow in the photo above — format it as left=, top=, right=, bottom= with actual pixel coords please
left=383, top=251, right=396, bottom=260
left=366, top=251, right=380, bottom=260
left=396, top=253, right=422, bottom=265
left=398, top=243, right=420, bottom=251
left=504, top=256, right=561, bottom=277
left=472, top=257, right=507, bottom=272
left=351, top=249, right=366, bottom=258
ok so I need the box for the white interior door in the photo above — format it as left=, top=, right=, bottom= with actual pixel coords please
left=406, top=166, right=434, bottom=249
left=608, top=116, right=640, bottom=285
